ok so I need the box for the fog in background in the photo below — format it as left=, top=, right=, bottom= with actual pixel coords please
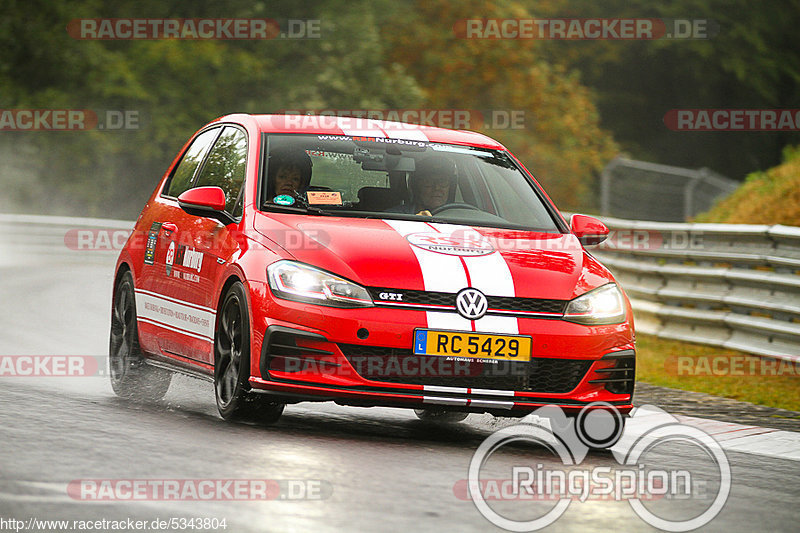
left=2, top=0, right=799, bottom=220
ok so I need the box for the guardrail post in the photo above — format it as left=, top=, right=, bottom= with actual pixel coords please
left=684, top=175, right=701, bottom=220
left=600, top=158, right=616, bottom=217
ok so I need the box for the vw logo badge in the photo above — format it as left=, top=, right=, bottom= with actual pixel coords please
left=455, top=288, right=488, bottom=320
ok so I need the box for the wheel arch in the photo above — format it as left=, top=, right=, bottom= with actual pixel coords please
left=111, top=262, right=133, bottom=315
left=113, top=262, right=132, bottom=287
left=214, top=273, right=251, bottom=356
left=214, top=273, right=261, bottom=392
left=110, top=262, right=143, bottom=355
left=216, top=274, right=246, bottom=314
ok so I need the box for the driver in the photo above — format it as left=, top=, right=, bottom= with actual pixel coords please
left=267, top=149, right=313, bottom=199
left=390, top=156, right=457, bottom=216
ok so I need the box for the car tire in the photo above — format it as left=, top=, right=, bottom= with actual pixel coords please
left=214, top=281, right=284, bottom=424
left=109, top=271, right=172, bottom=400
left=414, top=408, right=469, bottom=423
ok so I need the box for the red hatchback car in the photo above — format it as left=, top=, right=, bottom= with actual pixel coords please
left=111, top=114, right=635, bottom=434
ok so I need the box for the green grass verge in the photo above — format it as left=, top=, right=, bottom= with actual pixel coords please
left=635, top=334, right=800, bottom=412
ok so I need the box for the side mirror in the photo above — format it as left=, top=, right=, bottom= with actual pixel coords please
left=570, top=214, right=609, bottom=246
left=177, top=186, right=234, bottom=224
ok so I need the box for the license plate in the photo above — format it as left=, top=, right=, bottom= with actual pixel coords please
left=413, top=329, right=532, bottom=362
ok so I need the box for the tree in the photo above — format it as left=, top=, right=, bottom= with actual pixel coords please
left=527, top=0, right=800, bottom=180
left=0, top=0, right=423, bottom=217
left=381, top=0, right=618, bottom=209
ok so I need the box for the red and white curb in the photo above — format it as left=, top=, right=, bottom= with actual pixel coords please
left=473, top=406, right=800, bottom=461
left=621, top=405, right=800, bottom=462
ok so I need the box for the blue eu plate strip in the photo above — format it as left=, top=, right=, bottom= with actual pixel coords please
left=414, top=330, right=428, bottom=355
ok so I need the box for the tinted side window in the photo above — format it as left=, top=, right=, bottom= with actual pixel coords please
left=194, top=126, right=248, bottom=214
left=165, top=128, right=220, bottom=198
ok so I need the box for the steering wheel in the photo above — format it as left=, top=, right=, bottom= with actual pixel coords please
left=430, top=202, right=482, bottom=215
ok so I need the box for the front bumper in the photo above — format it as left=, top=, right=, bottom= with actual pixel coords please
left=246, top=284, right=635, bottom=414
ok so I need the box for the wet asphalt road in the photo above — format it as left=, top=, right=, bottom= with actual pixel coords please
left=0, top=226, right=798, bottom=532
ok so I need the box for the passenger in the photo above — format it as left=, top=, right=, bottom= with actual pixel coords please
left=267, top=149, right=312, bottom=199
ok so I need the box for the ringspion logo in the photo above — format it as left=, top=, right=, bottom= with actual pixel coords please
left=466, top=404, right=730, bottom=531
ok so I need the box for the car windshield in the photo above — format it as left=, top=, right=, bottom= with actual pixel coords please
left=260, top=133, right=562, bottom=232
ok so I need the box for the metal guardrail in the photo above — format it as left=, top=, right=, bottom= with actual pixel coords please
left=3, top=213, right=798, bottom=362
left=589, top=215, right=800, bottom=363
left=0, top=213, right=134, bottom=259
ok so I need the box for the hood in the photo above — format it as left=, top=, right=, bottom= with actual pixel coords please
left=253, top=213, right=614, bottom=300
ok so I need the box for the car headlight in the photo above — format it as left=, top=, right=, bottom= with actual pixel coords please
left=267, top=260, right=374, bottom=308
left=563, top=283, right=626, bottom=325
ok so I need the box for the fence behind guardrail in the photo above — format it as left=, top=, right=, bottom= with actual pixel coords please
left=600, top=157, right=739, bottom=222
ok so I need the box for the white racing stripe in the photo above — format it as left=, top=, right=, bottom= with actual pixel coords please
left=339, top=118, right=387, bottom=139
left=137, top=317, right=214, bottom=343
left=463, top=253, right=519, bottom=334
left=470, top=388, right=515, bottom=397
left=468, top=399, right=514, bottom=410
left=424, top=385, right=469, bottom=395
left=383, top=220, right=472, bottom=330
left=134, top=289, right=215, bottom=343
left=384, top=220, right=469, bottom=292
left=428, top=223, right=520, bottom=334
left=423, top=396, right=467, bottom=407
left=383, top=219, right=520, bottom=333
left=379, top=123, right=430, bottom=142
left=421, top=385, right=516, bottom=410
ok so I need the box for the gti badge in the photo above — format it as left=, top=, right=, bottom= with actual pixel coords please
left=455, top=288, right=488, bottom=320
left=378, top=292, right=404, bottom=301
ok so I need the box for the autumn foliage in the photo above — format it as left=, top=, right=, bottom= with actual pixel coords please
left=696, top=146, right=800, bottom=225
left=384, top=0, right=617, bottom=210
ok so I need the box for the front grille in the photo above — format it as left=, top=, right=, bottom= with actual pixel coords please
left=371, top=288, right=454, bottom=307
left=368, top=287, right=567, bottom=315
left=488, top=295, right=566, bottom=314
left=528, top=358, right=593, bottom=393
left=338, top=344, right=591, bottom=393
